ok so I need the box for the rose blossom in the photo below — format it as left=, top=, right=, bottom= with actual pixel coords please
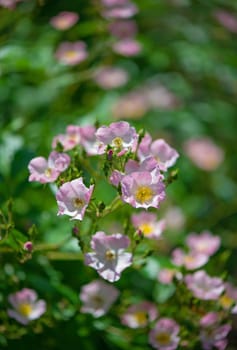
left=55, top=41, right=88, bottom=66
left=110, top=156, right=161, bottom=187
left=102, top=3, right=138, bottom=19
left=183, top=137, right=224, bottom=171
left=28, top=151, right=70, bottom=183
left=50, top=11, right=79, bottom=30
left=164, top=206, right=185, bottom=231
left=200, top=312, right=231, bottom=350
left=112, top=91, right=149, bottom=120
left=93, top=66, right=129, bottom=89
left=186, top=231, right=221, bottom=257
left=56, top=178, right=94, bottom=221
left=144, top=84, right=179, bottom=110
left=149, top=318, right=180, bottom=350
left=121, top=301, right=158, bottom=328
left=95, top=121, right=138, bottom=153
left=200, top=312, right=220, bottom=327
left=219, top=282, right=237, bottom=313
left=8, top=288, right=46, bottom=325
left=80, top=279, right=119, bottom=317
left=108, top=20, right=137, bottom=38
left=52, top=125, right=81, bottom=151
left=112, top=38, right=141, bottom=56
left=131, top=212, right=165, bottom=239
left=138, top=133, right=179, bottom=171
left=171, top=248, right=209, bottom=270
left=157, top=268, right=177, bottom=284
left=121, top=170, right=165, bottom=209
left=185, top=270, right=225, bottom=300
left=214, top=9, right=237, bottom=33
left=85, top=231, right=132, bottom=282
left=79, top=125, right=104, bottom=155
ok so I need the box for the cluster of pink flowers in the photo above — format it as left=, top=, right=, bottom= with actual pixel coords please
left=80, top=286, right=181, bottom=350
left=28, top=121, right=179, bottom=284
left=49, top=10, right=88, bottom=66
left=169, top=231, right=226, bottom=304
left=112, top=83, right=179, bottom=120
left=171, top=230, right=221, bottom=270
left=25, top=119, right=236, bottom=349
left=155, top=228, right=234, bottom=349
left=199, top=312, right=231, bottom=350
left=100, top=0, right=142, bottom=57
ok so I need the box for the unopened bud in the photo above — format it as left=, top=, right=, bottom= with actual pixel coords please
left=107, top=149, right=113, bottom=161
left=72, top=226, right=79, bottom=236
left=133, top=229, right=143, bottom=242
left=23, top=241, right=33, bottom=252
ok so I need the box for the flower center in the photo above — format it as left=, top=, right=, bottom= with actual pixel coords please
left=18, top=303, right=33, bottom=317
left=57, top=18, right=69, bottom=28
left=65, top=50, right=78, bottom=60
left=44, top=168, right=52, bottom=177
left=135, top=186, right=153, bottom=204
left=112, top=137, right=123, bottom=149
left=219, top=294, right=234, bottom=309
left=68, top=133, right=79, bottom=143
left=196, top=241, right=208, bottom=251
left=73, top=197, right=84, bottom=208
left=105, top=249, right=116, bottom=261
left=92, top=295, right=104, bottom=308
left=156, top=332, right=171, bottom=345
left=139, top=223, right=153, bottom=235
left=133, top=311, right=147, bottom=326
left=184, top=255, right=195, bottom=264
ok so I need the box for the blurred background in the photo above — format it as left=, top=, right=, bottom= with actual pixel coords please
left=0, top=0, right=237, bottom=349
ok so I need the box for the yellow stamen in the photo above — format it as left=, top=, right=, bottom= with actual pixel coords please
left=65, top=50, right=78, bottom=59
left=68, top=133, right=78, bottom=142
left=105, top=250, right=116, bottom=261
left=135, top=186, right=153, bottom=204
left=219, top=294, right=234, bottom=309
left=156, top=332, right=171, bottom=345
left=44, top=168, right=52, bottom=177
left=139, top=223, right=153, bottom=235
left=18, top=303, right=32, bottom=317
left=92, top=295, right=103, bottom=307
left=73, top=198, right=84, bottom=208
left=112, top=137, right=123, bottom=149
left=133, top=311, right=147, bottom=326
left=184, top=255, right=195, bottom=264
